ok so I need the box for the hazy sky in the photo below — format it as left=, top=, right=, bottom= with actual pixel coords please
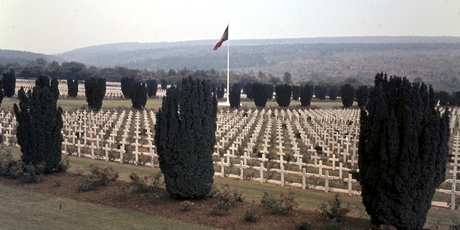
left=1, top=0, right=459, bottom=54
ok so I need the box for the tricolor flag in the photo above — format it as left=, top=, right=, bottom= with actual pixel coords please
left=213, top=26, right=228, bottom=50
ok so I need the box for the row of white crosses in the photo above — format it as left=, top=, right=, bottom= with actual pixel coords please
left=60, top=109, right=157, bottom=166
left=15, top=80, right=168, bottom=100
left=445, top=131, right=460, bottom=210
left=214, top=107, right=362, bottom=195
left=0, top=111, right=17, bottom=146
left=1, top=104, right=459, bottom=200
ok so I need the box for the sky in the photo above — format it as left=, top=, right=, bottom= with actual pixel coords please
left=1, top=0, right=460, bottom=54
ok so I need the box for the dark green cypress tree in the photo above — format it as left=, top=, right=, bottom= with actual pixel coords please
left=315, top=85, right=327, bottom=100
left=2, top=70, right=16, bottom=97
left=275, top=84, right=291, bottom=107
left=341, top=84, right=355, bottom=107
left=13, top=76, right=63, bottom=173
left=252, top=82, right=268, bottom=108
left=155, top=76, right=217, bottom=198
left=300, top=84, right=313, bottom=106
left=67, top=79, right=79, bottom=98
left=229, top=84, right=241, bottom=109
left=358, top=73, right=450, bottom=229
left=160, top=79, right=167, bottom=90
left=243, top=83, right=253, bottom=100
left=51, top=78, right=60, bottom=100
left=130, top=82, right=147, bottom=110
left=356, top=85, right=370, bottom=108
left=85, top=77, right=106, bottom=111
left=328, top=86, right=338, bottom=101
left=435, top=91, right=449, bottom=106
left=121, top=76, right=135, bottom=99
left=146, top=79, right=158, bottom=98
left=292, top=85, right=301, bottom=101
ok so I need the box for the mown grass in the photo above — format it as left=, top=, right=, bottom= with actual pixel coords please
left=0, top=185, right=215, bottom=230
left=1, top=98, right=344, bottom=111
left=4, top=146, right=460, bottom=229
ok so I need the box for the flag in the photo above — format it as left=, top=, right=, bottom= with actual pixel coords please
left=213, top=26, right=228, bottom=50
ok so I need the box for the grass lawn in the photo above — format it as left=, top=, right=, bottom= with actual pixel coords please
left=0, top=184, right=215, bottom=230
left=3, top=146, right=459, bottom=229
left=1, top=98, right=344, bottom=111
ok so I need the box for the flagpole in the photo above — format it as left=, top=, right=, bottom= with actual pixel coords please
left=226, top=23, right=230, bottom=105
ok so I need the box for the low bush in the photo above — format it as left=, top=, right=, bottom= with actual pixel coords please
left=77, top=164, right=119, bottom=192
left=260, top=189, right=298, bottom=215
left=317, top=194, right=350, bottom=223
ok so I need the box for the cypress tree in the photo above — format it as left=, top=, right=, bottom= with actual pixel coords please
left=146, top=79, right=158, bottom=98
left=243, top=83, right=253, bottom=100
left=315, top=85, right=327, bottom=100
left=51, top=78, right=60, bottom=100
left=358, top=73, right=450, bottom=229
left=252, top=82, right=268, bottom=108
left=13, top=75, right=63, bottom=173
left=85, top=77, right=106, bottom=111
left=216, top=86, right=225, bottom=99
left=229, top=84, right=241, bottom=109
left=341, top=84, right=355, bottom=107
left=121, top=76, right=135, bottom=99
left=435, top=91, right=449, bottom=106
left=328, top=86, right=338, bottom=101
left=67, top=79, right=79, bottom=98
left=160, top=79, right=167, bottom=90
left=275, top=84, right=291, bottom=107
left=154, top=76, right=217, bottom=198
left=130, top=82, right=147, bottom=110
left=300, top=84, right=313, bottom=107
left=2, top=70, right=16, bottom=97
left=292, top=85, right=301, bottom=101
left=356, top=85, right=370, bottom=108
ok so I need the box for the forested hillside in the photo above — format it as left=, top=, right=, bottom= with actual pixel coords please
left=1, top=36, right=460, bottom=92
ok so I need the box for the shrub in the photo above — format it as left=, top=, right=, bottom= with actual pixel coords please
left=77, top=178, right=100, bottom=192
left=181, top=200, right=194, bottom=212
left=260, top=189, right=298, bottom=215
left=55, top=156, right=71, bottom=172
left=243, top=200, right=258, bottom=222
left=129, top=172, right=163, bottom=192
left=210, top=183, right=244, bottom=216
left=77, top=164, right=119, bottom=192
left=317, top=194, right=350, bottom=223
left=214, top=183, right=244, bottom=205
left=294, top=221, right=313, bottom=230
left=89, top=164, right=118, bottom=186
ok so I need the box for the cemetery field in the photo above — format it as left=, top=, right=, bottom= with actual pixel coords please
left=1, top=147, right=459, bottom=229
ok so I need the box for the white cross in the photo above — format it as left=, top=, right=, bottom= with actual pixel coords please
left=343, top=173, right=357, bottom=196
left=298, top=167, right=310, bottom=190
left=259, top=163, right=267, bottom=184
left=238, top=160, right=247, bottom=181
left=279, top=165, right=288, bottom=187
left=320, top=171, right=330, bottom=193
left=328, top=154, right=339, bottom=170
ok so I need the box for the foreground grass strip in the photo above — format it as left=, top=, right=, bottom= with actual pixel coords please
left=0, top=184, right=214, bottom=230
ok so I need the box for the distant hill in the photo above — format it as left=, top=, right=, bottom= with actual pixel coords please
left=0, top=49, right=63, bottom=65
left=2, top=36, right=460, bottom=92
